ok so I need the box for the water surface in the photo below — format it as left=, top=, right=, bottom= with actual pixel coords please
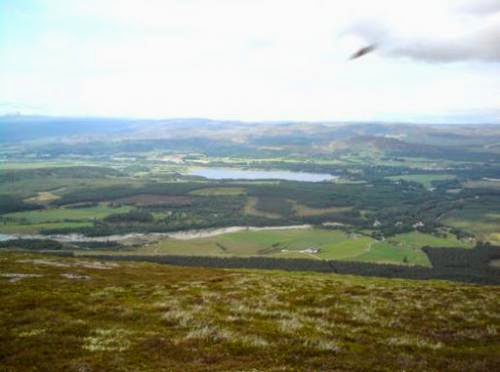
left=187, top=168, right=336, bottom=182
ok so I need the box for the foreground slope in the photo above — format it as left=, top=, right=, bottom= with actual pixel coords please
left=0, top=252, right=499, bottom=371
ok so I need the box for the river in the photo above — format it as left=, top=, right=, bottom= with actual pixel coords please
left=0, top=224, right=312, bottom=243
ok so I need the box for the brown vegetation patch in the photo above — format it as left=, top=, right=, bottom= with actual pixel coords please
left=114, top=194, right=192, bottom=206
left=243, top=197, right=281, bottom=219
left=291, top=200, right=352, bottom=217
left=18, top=259, right=118, bottom=270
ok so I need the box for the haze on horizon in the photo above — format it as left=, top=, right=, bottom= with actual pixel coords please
left=1, top=0, right=499, bottom=124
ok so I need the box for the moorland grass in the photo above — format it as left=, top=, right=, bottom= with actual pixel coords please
left=0, top=251, right=498, bottom=371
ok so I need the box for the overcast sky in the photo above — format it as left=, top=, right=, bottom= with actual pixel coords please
left=1, top=0, right=499, bottom=123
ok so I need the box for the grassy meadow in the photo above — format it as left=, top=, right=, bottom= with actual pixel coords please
left=4, top=205, right=132, bottom=224
left=189, top=187, right=247, bottom=196
left=441, top=203, right=500, bottom=244
left=0, top=204, right=133, bottom=234
left=131, top=229, right=473, bottom=267
left=386, top=174, right=456, bottom=188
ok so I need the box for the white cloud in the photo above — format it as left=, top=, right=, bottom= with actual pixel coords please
left=0, top=0, right=499, bottom=122
left=456, top=0, right=500, bottom=15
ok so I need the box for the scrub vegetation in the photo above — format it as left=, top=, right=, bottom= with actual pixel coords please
left=0, top=252, right=498, bottom=371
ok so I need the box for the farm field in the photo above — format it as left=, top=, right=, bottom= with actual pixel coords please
left=354, top=231, right=473, bottom=266
left=386, top=174, right=456, bottom=188
left=4, top=205, right=133, bottom=224
left=0, top=221, right=94, bottom=234
left=290, top=201, right=352, bottom=217
left=0, top=252, right=498, bottom=371
left=0, top=177, right=140, bottom=199
left=127, top=229, right=472, bottom=266
left=463, top=179, right=500, bottom=189
left=189, top=187, right=247, bottom=196
left=0, top=205, right=133, bottom=234
left=441, top=204, right=500, bottom=244
left=143, top=229, right=358, bottom=258
left=0, top=161, right=91, bottom=170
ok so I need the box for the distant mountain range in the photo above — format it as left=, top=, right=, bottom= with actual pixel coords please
left=1, top=116, right=500, bottom=158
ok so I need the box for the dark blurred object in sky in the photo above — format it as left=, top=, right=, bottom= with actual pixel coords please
left=349, top=44, right=377, bottom=60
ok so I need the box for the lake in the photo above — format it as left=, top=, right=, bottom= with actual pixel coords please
left=187, top=168, right=336, bottom=182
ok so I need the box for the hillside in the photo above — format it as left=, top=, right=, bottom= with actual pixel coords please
left=1, top=252, right=498, bottom=371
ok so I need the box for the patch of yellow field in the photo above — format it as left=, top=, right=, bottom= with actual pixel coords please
left=190, top=187, right=246, bottom=196
left=290, top=200, right=351, bottom=217
left=463, top=180, right=500, bottom=189
left=24, top=191, right=60, bottom=204
left=487, top=233, right=500, bottom=244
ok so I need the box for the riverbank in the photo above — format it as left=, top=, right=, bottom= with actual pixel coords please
left=0, top=224, right=313, bottom=243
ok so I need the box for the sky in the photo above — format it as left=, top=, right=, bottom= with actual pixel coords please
left=1, top=0, right=499, bottom=123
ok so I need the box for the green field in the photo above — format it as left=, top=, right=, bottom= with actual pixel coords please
left=0, top=252, right=497, bottom=371
left=386, top=174, right=456, bottom=188
left=463, top=179, right=500, bottom=189
left=0, top=161, right=89, bottom=170
left=135, top=229, right=472, bottom=266
left=0, top=205, right=133, bottom=234
left=189, top=187, right=246, bottom=196
left=442, top=204, right=500, bottom=244
left=290, top=201, right=352, bottom=217
left=0, top=222, right=93, bottom=234
left=144, top=229, right=355, bottom=258
left=345, top=231, right=472, bottom=266
left=4, top=205, right=133, bottom=224
left=0, top=177, right=139, bottom=199
left=139, top=228, right=367, bottom=259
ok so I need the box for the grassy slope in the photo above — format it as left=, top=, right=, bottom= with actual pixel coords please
left=140, top=229, right=471, bottom=266
left=0, top=252, right=498, bottom=371
left=144, top=229, right=364, bottom=258
left=355, top=232, right=473, bottom=266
